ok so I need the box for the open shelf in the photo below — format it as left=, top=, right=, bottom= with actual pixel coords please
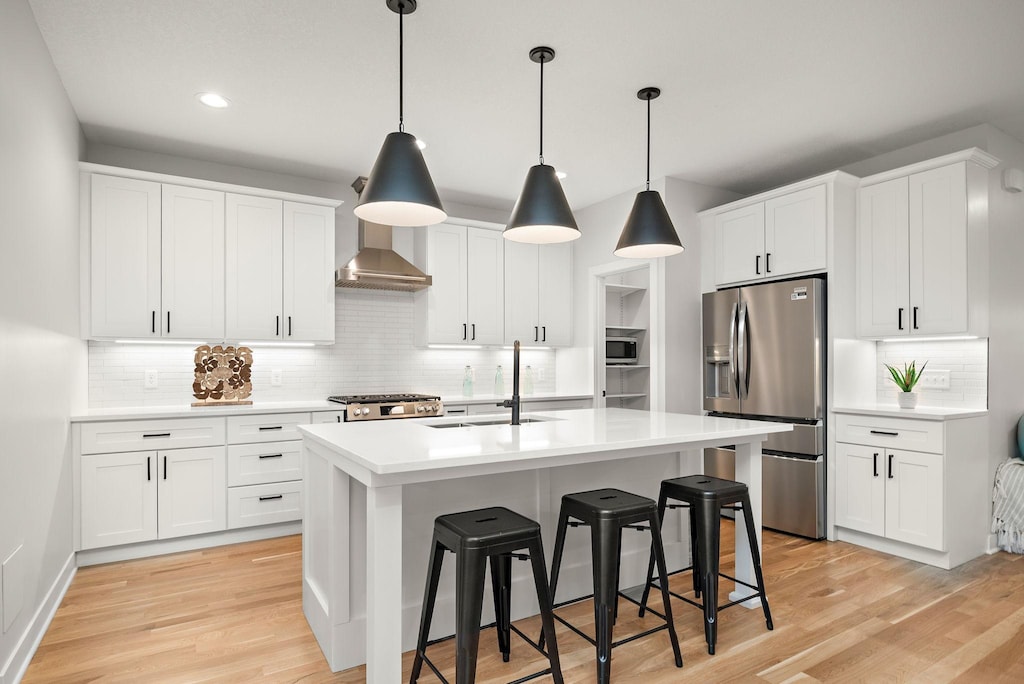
left=606, top=364, right=650, bottom=370
left=605, top=392, right=648, bottom=399
left=605, top=282, right=647, bottom=295
left=605, top=326, right=646, bottom=336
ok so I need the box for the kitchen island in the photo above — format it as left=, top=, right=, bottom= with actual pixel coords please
left=298, top=407, right=791, bottom=681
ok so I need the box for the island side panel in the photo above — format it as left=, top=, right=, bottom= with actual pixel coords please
left=365, top=483, right=403, bottom=684
left=732, top=439, right=763, bottom=607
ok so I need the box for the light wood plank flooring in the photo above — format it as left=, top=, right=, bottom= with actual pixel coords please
left=23, top=526, right=1024, bottom=683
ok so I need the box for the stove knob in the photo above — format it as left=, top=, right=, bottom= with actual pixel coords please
left=361, top=408, right=370, bottom=416
left=417, top=406, right=426, bottom=413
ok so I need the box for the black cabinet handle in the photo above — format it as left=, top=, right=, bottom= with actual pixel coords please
left=258, top=453, right=284, bottom=460
left=167, top=311, right=171, bottom=333
left=471, top=323, right=476, bottom=340
left=913, top=306, right=919, bottom=330
left=259, top=495, right=283, bottom=502
left=535, top=326, right=539, bottom=342
left=542, top=326, right=546, bottom=342
left=143, top=432, right=171, bottom=438
left=873, top=452, right=878, bottom=477
left=888, top=453, right=894, bottom=479
left=766, top=252, right=772, bottom=273
left=755, top=254, right=761, bottom=275
left=898, top=307, right=904, bottom=330
left=336, top=415, right=341, bottom=423
left=276, top=315, right=280, bottom=336
left=258, top=426, right=283, bottom=432
left=151, top=311, right=156, bottom=334
left=288, top=316, right=292, bottom=336
left=163, top=455, right=168, bottom=480
left=147, top=456, right=151, bottom=481
left=463, top=323, right=467, bottom=340
left=870, top=430, right=899, bottom=436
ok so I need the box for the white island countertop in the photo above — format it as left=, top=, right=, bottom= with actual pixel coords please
left=299, top=407, right=793, bottom=483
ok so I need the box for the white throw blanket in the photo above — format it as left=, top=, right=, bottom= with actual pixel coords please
left=992, top=458, right=1024, bottom=554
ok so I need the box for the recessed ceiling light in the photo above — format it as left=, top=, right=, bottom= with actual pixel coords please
left=416, top=139, right=427, bottom=150
left=197, top=92, right=230, bottom=108
left=556, top=171, right=567, bottom=180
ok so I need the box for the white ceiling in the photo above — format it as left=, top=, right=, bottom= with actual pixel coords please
left=28, top=0, right=1024, bottom=210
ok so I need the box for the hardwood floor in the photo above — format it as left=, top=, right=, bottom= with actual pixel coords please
left=23, top=526, right=1024, bottom=683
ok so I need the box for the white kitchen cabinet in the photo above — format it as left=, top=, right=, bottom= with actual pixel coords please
left=416, top=222, right=504, bottom=346
left=225, top=199, right=335, bottom=342
left=711, top=184, right=827, bottom=287
left=161, top=184, right=225, bottom=339
left=833, top=410, right=988, bottom=569
left=80, top=446, right=225, bottom=549
left=856, top=149, right=998, bottom=338
left=83, top=163, right=342, bottom=342
left=89, top=174, right=162, bottom=338
left=225, top=413, right=308, bottom=529
left=504, top=241, right=573, bottom=346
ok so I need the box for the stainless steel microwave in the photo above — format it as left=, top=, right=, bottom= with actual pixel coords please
left=606, top=337, right=638, bottom=364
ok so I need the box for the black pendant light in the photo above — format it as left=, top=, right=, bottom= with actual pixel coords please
left=355, top=0, right=446, bottom=227
left=504, top=47, right=580, bottom=244
left=614, top=87, right=683, bottom=258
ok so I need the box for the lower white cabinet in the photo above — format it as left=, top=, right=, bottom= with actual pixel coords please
left=833, top=411, right=988, bottom=569
left=225, top=414, right=307, bottom=529
left=80, top=446, right=226, bottom=550
left=228, top=481, right=303, bottom=529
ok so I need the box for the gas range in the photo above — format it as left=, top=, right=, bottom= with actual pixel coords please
left=327, top=393, right=444, bottom=422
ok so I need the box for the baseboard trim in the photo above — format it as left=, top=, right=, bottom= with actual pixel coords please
left=0, top=553, right=76, bottom=684
left=76, top=522, right=301, bottom=567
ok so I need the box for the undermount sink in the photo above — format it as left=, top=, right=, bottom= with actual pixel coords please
left=427, top=417, right=551, bottom=429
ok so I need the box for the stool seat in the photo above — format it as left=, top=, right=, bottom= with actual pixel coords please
left=662, top=474, right=748, bottom=500
left=435, top=507, right=540, bottom=549
left=561, top=488, right=657, bottom=519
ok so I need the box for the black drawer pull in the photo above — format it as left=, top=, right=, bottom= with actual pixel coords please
left=888, top=453, right=894, bottom=479
left=147, top=456, right=151, bottom=481
left=258, top=426, right=283, bottom=431
left=163, top=455, right=168, bottom=480
left=258, top=453, right=284, bottom=460
left=259, top=495, right=283, bottom=502
left=873, top=452, right=878, bottom=477
left=143, top=432, right=171, bottom=438
left=870, top=430, right=899, bottom=436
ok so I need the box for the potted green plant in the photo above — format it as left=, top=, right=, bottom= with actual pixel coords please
left=885, top=360, right=928, bottom=409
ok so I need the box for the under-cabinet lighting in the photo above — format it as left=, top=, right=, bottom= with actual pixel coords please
left=238, top=341, right=316, bottom=348
left=114, top=339, right=204, bottom=345
left=880, top=335, right=979, bottom=343
left=428, top=344, right=484, bottom=350
left=502, top=345, right=552, bottom=350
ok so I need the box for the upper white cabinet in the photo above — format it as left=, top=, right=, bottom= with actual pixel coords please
left=856, top=149, right=998, bottom=338
left=504, top=241, right=573, bottom=346
left=226, top=197, right=335, bottom=342
left=162, top=185, right=225, bottom=339
left=702, top=174, right=852, bottom=288
left=83, top=164, right=341, bottom=343
left=416, top=222, right=504, bottom=346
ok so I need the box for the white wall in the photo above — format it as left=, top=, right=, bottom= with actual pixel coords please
left=560, top=177, right=739, bottom=409
left=0, top=1, right=86, bottom=681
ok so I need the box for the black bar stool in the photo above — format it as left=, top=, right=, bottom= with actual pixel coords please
left=410, top=506, right=563, bottom=684
left=544, top=488, right=682, bottom=684
left=639, top=474, right=773, bottom=655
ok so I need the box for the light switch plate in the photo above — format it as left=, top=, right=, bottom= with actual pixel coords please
left=918, top=369, right=951, bottom=390
left=144, top=370, right=158, bottom=389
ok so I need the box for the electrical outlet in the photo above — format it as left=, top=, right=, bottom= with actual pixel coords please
left=270, top=369, right=283, bottom=387
left=918, top=369, right=951, bottom=390
left=144, top=370, right=158, bottom=389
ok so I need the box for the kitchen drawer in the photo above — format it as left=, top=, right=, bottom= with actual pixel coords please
left=835, top=414, right=943, bottom=454
left=80, top=417, right=225, bottom=455
left=227, top=481, right=303, bottom=529
left=226, top=413, right=311, bottom=444
left=310, top=411, right=344, bottom=424
left=227, top=441, right=303, bottom=487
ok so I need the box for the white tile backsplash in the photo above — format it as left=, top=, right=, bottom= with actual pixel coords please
left=875, top=339, right=988, bottom=409
left=88, top=289, right=557, bottom=407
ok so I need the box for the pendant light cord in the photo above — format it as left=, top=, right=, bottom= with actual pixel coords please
left=538, top=55, right=545, bottom=164
left=398, top=3, right=405, bottom=132
left=645, top=95, right=651, bottom=191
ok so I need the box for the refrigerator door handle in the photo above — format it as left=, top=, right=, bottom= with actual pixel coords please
left=729, top=302, right=739, bottom=397
left=737, top=301, right=749, bottom=398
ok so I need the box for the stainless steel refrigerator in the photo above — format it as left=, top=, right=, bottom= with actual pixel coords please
left=702, top=276, right=825, bottom=539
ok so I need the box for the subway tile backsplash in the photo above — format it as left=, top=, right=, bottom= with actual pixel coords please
left=88, top=289, right=557, bottom=407
left=875, top=338, right=988, bottom=409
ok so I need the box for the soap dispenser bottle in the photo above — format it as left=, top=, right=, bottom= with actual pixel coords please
left=462, top=365, right=474, bottom=397
left=494, top=365, right=505, bottom=396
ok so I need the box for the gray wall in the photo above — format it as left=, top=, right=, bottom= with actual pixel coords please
left=0, top=0, right=86, bottom=680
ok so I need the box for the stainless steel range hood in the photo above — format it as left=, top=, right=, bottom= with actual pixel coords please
left=336, top=177, right=432, bottom=292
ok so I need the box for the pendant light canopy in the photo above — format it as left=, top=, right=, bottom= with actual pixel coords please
left=504, top=47, right=580, bottom=244
left=614, top=87, right=684, bottom=258
left=355, top=0, right=446, bottom=227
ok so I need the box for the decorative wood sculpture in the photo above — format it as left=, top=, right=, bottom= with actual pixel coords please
left=191, top=345, right=253, bottom=406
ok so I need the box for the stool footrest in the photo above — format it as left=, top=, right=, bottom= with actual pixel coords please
left=648, top=570, right=765, bottom=613
left=419, top=619, right=556, bottom=684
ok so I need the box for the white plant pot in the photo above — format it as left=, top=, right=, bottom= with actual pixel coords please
left=896, top=391, right=918, bottom=409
